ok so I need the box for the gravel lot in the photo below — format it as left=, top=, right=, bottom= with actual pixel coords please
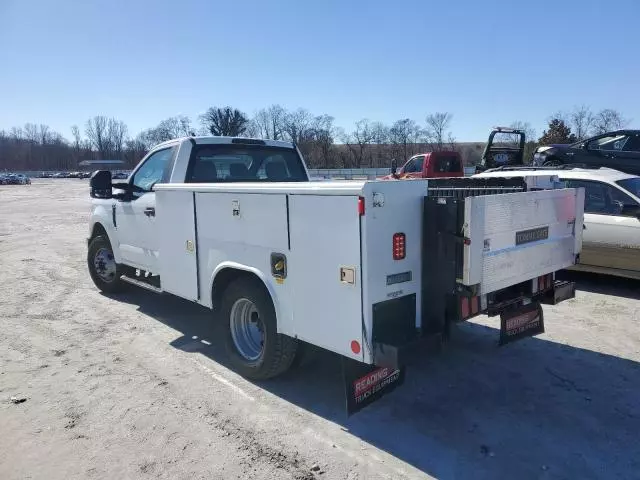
left=1, top=180, right=639, bottom=480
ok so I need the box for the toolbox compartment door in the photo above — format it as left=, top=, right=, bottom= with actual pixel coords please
left=287, top=195, right=364, bottom=360
left=463, top=188, right=584, bottom=294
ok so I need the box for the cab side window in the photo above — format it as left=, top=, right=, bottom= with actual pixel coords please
left=567, top=179, right=639, bottom=216
left=404, top=156, right=423, bottom=173
left=131, top=147, right=175, bottom=192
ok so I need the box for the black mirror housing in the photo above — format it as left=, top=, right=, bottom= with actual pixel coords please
left=621, top=204, right=640, bottom=218
left=90, top=170, right=113, bottom=199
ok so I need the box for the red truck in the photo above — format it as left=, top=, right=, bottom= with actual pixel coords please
left=383, top=151, right=463, bottom=180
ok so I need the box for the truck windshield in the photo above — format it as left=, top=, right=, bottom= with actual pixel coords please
left=187, top=144, right=308, bottom=183
left=616, top=177, right=640, bottom=198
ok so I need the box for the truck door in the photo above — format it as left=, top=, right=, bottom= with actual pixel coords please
left=115, top=147, right=176, bottom=272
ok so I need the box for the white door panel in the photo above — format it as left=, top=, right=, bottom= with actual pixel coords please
left=288, top=195, right=363, bottom=360
left=115, top=192, right=159, bottom=272
left=581, top=213, right=640, bottom=271
left=156, top=190, right=198, bottom=300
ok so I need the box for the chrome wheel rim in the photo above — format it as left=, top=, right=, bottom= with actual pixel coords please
left=230, top=298, right=264, bottom=362
left=93, top=247, right=117, bottom=283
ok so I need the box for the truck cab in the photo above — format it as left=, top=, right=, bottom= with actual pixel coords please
left=383, top=151, right=463, bottom=180
left=89, top=137, right=309, bottom=276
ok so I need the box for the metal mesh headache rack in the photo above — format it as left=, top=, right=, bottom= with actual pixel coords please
left=425, top=176, right=527, bottom=199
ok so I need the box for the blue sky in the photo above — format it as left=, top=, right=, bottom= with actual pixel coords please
left=1, top=0, right=638, bottom=141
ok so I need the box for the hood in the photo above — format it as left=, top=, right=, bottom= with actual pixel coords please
left=537, top=143, right=570, bottom=153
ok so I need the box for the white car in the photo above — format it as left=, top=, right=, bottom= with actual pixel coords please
left=476, top=167, right=640, bottom=280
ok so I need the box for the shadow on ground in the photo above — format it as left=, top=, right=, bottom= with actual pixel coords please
left=559, top=270, right=640, bottom=300
left=112, top=272, right=640, bottom=480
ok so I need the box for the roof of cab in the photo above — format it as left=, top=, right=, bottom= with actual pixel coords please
left=153, top=136, right=295, bottom=150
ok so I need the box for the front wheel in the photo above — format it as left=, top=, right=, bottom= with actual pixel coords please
left=221, top=277, right=298, bottom=380
left=87, top=235, right=126, bottom=294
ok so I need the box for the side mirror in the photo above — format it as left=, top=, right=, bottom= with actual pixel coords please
left=390, top=159, right=398, bottom=176
left=621, top=204, right=640, bottom=219
left=90, top=170, right=112, bottom=199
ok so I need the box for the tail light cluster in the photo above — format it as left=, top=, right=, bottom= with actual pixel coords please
left=393, top=233, right=406, bottom=260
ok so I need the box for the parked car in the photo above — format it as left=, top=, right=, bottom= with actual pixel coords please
left=476, top=165, right=640, bottom=280
left=382, top=151, right=464, bottom=180
left=0, top=173, right=31, bottom=185
left=533, top=130, right=640, bottom=176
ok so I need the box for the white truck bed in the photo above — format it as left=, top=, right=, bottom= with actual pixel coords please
left=154, top=179, right=584, bottom=365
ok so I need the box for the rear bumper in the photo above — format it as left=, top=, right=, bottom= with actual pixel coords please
left=372, top=280, right=575, bottom=369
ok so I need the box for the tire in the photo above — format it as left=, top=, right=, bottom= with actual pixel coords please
left=221, top=277, right=298, bottom=380
left=543, top=157, right=562, bottom=167
left=87, top=235, right=126, bottom=294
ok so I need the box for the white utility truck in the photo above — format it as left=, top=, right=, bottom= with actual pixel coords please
left=88, top=136, right=584, bottom=415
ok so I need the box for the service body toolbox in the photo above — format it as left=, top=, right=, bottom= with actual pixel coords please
left=154, top=177, right=582, bottom=414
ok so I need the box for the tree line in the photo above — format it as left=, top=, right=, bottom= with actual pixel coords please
left=0, top=104, right=630, bottom=172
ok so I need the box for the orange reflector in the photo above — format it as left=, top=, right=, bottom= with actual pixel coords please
left=350, top=340, right=361, bottom=354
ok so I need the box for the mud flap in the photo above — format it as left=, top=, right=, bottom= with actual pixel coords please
left=499, top=301, right=544, bottom=346
left=342, top=357, right=405, bottom=416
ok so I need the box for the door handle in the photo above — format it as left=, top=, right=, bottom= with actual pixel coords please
left=144, top=207, right=155, bottom=217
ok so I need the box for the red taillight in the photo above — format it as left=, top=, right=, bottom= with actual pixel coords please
left=393, top=233, right=406, bottom=260
left=460, top=295, right=481, bottom=320
left=358, top=196, right=365, bottom=216
left=537, top=273, right=553, bottom=291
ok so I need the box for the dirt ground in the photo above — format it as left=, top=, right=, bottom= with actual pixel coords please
left=1, top=180, right=639, bottom=480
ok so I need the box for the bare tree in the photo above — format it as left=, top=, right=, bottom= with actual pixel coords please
left=252, top=105, right=287, bottom=140
left=200, top=107, right=248, bottom=137
left=158, top=115, right=192, bottom=138
left=71, top=125, right=81, bottom=151
left=509, top=121, right=536, bottom=143
left=593, top=109, right=628, bottom=135
left=370, top=122, right=390, bottom=167
left=10, top=126, right=24, bottom=140
left=425, top=112, right=454, bottom=151
left=283, top=108, right=313, bottom=145
left=37, top=125, right=51, bottom=145
left=138, top=115, right=194, bottom=149
left=344, top=119, right=375, bottom=168
left=23, top=123, right=39, bottom=143
left=568, top=105, right=594, bottom=140
left=85, top=116, right=110, bottom=159
left=108, top=118, right=128, bottom=159
left=312, top=115, right=336, bottom=168
left=389, top=119, right=422, bottom=162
